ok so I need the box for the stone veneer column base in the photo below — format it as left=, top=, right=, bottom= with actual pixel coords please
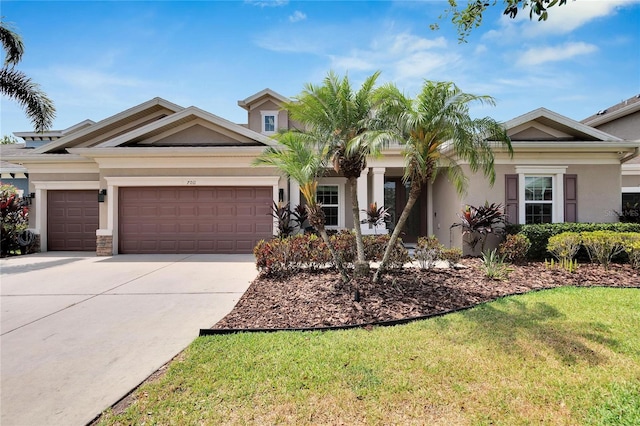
left=96, top=235, right=113, bottom=256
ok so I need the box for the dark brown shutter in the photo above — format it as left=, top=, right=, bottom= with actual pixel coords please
left=564, top=174, right=578, bottom=223
left=505, top=174, right=519, bottom=224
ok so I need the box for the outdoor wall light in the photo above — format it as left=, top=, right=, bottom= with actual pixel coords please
left=23, top=192, right=36, bottom=205
left=98, top=189, right=107, bottom=203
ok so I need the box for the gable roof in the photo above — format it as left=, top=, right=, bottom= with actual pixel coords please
left=95, top=106, right=277, bottom=148
left=582, top=94, right=640, bottom=127
left=237, top=88, right=290, bottom=111
left=33, top=97, right=184, bottom=154
left=504, top=107, right=622, bottom=142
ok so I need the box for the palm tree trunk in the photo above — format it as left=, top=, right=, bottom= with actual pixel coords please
left=317, top=224, right=350, bottom=283
left=348, top=176, right=369, bottom=277
left=373, top=180, right=422, bottom=283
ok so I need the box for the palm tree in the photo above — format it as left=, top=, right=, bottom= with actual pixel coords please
left=1, top=20, right=55, bottom=132
left=372, top=81, right=512, bottom=283
left=253, top=131, right=350, bottom=283
left=284, top=71, right=388, bottom=276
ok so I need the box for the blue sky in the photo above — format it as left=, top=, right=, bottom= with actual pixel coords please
left=1, top=0, right=639, bottom=137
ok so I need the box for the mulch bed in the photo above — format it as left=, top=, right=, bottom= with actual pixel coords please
left=212, top=260, right=640, bottom=330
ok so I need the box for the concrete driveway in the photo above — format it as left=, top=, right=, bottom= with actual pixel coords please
left=0, top=252, right=256, bottom=426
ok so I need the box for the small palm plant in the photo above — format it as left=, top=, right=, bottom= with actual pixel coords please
left=360, top=202, right=390, bottom=234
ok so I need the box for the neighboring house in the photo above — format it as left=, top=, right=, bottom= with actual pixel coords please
left=10, top=90, right=640, bottom=256
left=582, top=94, right=640, bottom=207
left=1, top=143, right=30, bottom=195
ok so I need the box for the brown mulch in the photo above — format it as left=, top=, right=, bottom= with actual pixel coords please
left=212, top=260, right=640, bottom=330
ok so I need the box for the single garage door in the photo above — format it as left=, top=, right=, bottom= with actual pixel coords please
left=118, top=186, right=273, bottom=254
left=48, top=190, right=99, bottom=251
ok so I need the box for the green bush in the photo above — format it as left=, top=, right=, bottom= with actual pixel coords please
left=547, top=232, right=582, bottom=263
left=581, top=231, right=626, bottom=270
left=506, top=223, right=640, bottom=260
left=441, top=247, right=463, bottom=267
left=414, top=236, right=443, bottom=269
left=481, top=249, right=512, bottom=280
left=498, top=234, right=531, bottom=264
left=620, top=233, right=640, bottom=269
left=254, top=231, right=410, bottom=277
left=1, top=184, right=31, bottom=257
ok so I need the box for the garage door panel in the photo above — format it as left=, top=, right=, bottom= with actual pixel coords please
left=119, top=186, right=272, bottom=254
left=47, top=190, right=98, bottom=251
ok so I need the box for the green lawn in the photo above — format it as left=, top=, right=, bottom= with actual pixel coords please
left=97, top=287, right=640, bottom=425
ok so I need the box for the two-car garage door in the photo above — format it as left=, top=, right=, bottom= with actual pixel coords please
left=118, top=186, right=273, bottom=254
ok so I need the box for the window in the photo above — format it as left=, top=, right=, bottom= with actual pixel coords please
left=261, top=110, right=278, bottom=134
left=515, top=166, right=567, bottom=225
left=524, top=176, right=553, bottom=224
left=317, top=185, right=339, bottom=227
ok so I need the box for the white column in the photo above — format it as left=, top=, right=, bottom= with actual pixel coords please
left=371, top=168, right=385, bottom=210
left=358, top=170, right=376, bottom=234
left=289, top=179, right=300, bottom=208
left=34, top=188, right=47, bottom=252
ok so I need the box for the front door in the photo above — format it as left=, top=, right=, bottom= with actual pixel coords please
left=383, top=178, right=427, bottom=243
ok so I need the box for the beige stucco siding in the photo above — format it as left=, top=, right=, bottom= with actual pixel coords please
left=247, top=100, right=289, bottom=134
left=622, top=174, right=640, bottom=188
left=152, top=124, right=251, bottom=146
left=593, top=111, right=640, bottom=140
left=431, top=173, right=464, bottom=248
left=569, top=164, right=620, bottom=222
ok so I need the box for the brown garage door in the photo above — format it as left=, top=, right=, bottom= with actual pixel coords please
left=48, top=190, right=99, bottom=251
left=118, top=186, right=273, bottom=254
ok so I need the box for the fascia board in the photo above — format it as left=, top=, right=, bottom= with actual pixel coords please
left=504, top=107, right=622, bottom=142
left=68, top=146, right=269, bottom=158
left=96, top=107, right=276, bottom=148
left=583, top=101, right=640, bottom=127
left=33, top=97, right=185, bottom=154
left=238, top=88, right=290, bottom=110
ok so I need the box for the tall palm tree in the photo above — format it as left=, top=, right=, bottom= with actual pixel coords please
left=1, top=20, right=55, bottom=132
left=285, top=71, right=388, bottom=276
left=372, top=81, right=512, bottom=283
left=253, top=131, right=350, bottom=283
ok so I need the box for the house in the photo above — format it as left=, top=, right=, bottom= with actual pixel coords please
left=9, top=89, right=639, bottom=256
left=0, top=143, right=30, bottom=196
left=581, top=94, right=640, bottom=208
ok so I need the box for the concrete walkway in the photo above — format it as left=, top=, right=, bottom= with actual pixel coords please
left=0, top=252, right=256, bottom=426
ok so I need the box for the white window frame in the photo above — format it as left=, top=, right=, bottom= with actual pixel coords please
left=515, top=166, right=566, bottom=224
left=316, top=178, right=345, bottom=229
left=261, top=110, right=278, bottom=135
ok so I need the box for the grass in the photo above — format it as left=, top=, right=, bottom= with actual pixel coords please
left=97, top=287, right=640, bottom=425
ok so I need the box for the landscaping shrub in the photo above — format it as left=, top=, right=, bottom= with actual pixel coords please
left=441, top=247, right=462, bottom=268
left=414, top=236, right=443, bottom=269
left=506, top=223, right=640, bottom=260
left=1, top=184, right=32, bottom=257
left=498, top=234, right=530, bottom=264
left=364, top=233, right=410, bottom=269
left=480, top=249, right=512, bottom=280
left=581, top=231, right=626, bottom=270
left=547, top=232, right=582, bottom=263
left=452, top=202, right=505, bottom=253
left=254, top=231, right=410, bottom=277
left=620, top=233, right=640, bottom=269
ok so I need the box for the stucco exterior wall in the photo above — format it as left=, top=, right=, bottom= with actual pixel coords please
left=153, top=124, right=247, bottom=145
left=431, top=173, right=464, bottom=248
left=622, top=174, right=640, bottom=187
left=247, top=99, right=289, bottom=134
left=569, top=164, right=620, bottom=222
left=592, top=111, right=640, bottom=140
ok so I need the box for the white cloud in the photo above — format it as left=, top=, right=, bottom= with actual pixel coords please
left=516, top=42, right=598, bottom=66
left=289, top=11, right=306, bottom=23
left=522, top=0, right=632, bottom=36
left=244, top=0, right=288, bottom=7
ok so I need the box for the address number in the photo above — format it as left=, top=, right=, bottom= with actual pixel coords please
left=186, top=180, right=197, bottom=185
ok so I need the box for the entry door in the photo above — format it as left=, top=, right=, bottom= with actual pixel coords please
left=383, top=178, right=427, bottom=243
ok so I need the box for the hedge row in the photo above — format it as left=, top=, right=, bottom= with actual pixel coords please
left=254, top=231, right=409, bottom=277
left=506, top=223, right=640, bottom=260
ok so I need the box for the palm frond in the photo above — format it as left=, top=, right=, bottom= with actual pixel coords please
left=0, top=21, right=24, bottom=66
left=0, top=68, right=55, bottom=132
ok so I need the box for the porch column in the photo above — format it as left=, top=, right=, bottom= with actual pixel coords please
left=357, top=171, right=369, bottom=227
left=371, top=168, right=385, bottom=210
left=289, top=179, right=300, bottom=208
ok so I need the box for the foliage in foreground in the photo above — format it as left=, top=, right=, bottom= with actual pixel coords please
left=96, top=287, right=640, bottom=426
left=1, top=183, right=35, bottom=257
left=254, top=232, right=409, bottom=277
left=507, top=222, right=640, bottom=260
